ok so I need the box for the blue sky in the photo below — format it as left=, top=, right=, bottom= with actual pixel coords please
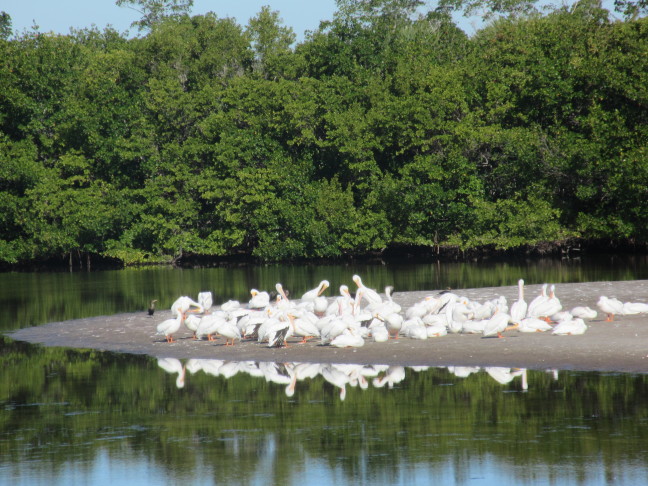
left=5, top=1, right=342, bottom=39
left=3, top=0, right=487, bottom=40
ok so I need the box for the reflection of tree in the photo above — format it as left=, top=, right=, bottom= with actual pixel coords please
left=2, top=337, right=648, bottom=484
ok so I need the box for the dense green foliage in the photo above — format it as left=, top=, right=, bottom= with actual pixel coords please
left=0, top=1, right=647, bottom=266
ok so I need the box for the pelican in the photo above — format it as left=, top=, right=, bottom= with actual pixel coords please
left=552, top=317, right=587, bottom=335
left=184, top=313, right=201, bottom=339
left=483, top=308, right=517, bottom=338
left=527, top=284, right=561, bottom=320
left=352, top=275, right=383, bottom=306
left=156, top=312, right=185, bottom=343
left=518, top=317, right=553, bottom=333
left=509, top=279, right=527, bottom=324
left=171, top=296, right=204, bottom=316
left=197, top=291, right=213, bottom=312
left=330, top=327, right=365, bottom=348
left=622, top=301, right=648, bottom=315
left=301, top=280, right=330, bottom=301
left=571, top=306, right=598, bottom=319
left=249, top=289, right=270, bottom=309
left=267, top=314, right=295, bottom=348
left=216, top=316, right=241, bottom=346
left=526, top=284, right=548, bottom=317
left=597, top=296, right=624, bottom=321
left=195, top=313, right=225, bottom=341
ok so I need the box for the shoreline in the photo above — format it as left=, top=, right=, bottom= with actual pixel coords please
left=7, top=280, right=648, bottom=373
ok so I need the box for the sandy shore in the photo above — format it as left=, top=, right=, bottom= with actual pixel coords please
left=7, top=280, right=648, bottom=373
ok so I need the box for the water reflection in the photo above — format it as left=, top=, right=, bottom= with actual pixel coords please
left=3, top=340, right=648, bottom=485
left=157, top=358, right=531, bottom=399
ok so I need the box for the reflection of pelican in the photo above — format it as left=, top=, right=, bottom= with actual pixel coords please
left=372, top=366, right=406, bottom=389
left=157, top=312, right=184, bottom=343
left=321, top=364, right=350, bottom=401
left=157, top=357, right=186, bottom=388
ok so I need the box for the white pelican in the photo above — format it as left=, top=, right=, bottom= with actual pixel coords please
left=292, top=313, right=321, bottom=343
left=156, top=312, right=185, bottom=343
left=518, top=317, right=553, bottom=333
left=374, top=311, right=403, bottom=339
left=184, top=313, right=201, bottom=339
left=195, top=313, right=226, bottom=341
left=526, top=284, right=548, bottom=317
left=527, top=284, right=561, bottom=320
left=552, top=317, right=587, bottom=335
left=352, top=275, right=383, bottom=306
left=197, top=291, right=213, bottom=312
left=216, top=316, right=241, bottom=345
left=483, top=309, right=517, bottom=338
left=330, top=327, right=365, bottom=348
left=597, top=296, right=624, bottom=321
left=509, top=279, right=527, bottom=324
left=622, top=301, right=648, bottom=315
left=571, top=306, right=598, bottom=319
left=267, top=314, right=295, bottom=348
left=301, top=280, right=330, bottom=301
left=171, top=296, right=204, bottom=316
left=249, top=289, right=270, bottom=309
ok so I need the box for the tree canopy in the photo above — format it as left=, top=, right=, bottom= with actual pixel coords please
left=0, top=1, right=646, bottom=267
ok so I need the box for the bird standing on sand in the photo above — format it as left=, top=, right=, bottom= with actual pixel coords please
left=148, top=299, right=158, bottom=317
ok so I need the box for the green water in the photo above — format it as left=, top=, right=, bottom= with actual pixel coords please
left=1, top=256, right=648, bottom=485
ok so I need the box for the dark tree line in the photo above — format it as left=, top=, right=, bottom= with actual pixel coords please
left=0, top=0, right=646, bottom=267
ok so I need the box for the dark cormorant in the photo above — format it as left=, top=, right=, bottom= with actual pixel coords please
left=148, top=299, right=158, bottom=317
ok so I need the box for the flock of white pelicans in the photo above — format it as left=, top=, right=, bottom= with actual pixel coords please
left=156, top=275, right=648, bottom=347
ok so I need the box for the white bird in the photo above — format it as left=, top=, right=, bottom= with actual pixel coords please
left=249, top=289, right=270, bottom=309
left=527, top=284, right=561, bottom=320
left=518, top=317, right=553, bottom=333
left=622, top=302, right=648, bottom=315
left=197, top=291, right=213, bottom=312
left=330, top=327, right=365, bottom=348
left=156, top=312, right=185, bottom=343
left=301, top=280, right=330, bottom=301
left=215, top=316, right=241, bottom=346
left=195, top=313, right=226, bottom=341
left=553, top=318, right=587, bottom=335
left=184, top=313, right=201, bottom=339
left=571, top=306, right=598, bottom=319
left=171, top=296, right=204, bottom=316
left=597, top=296, right=624, bottom=321
left=526, top=284, right=548, bottom=317
left=509, top=279, right=527, bottom=324
left=483, top=309, right=516, bottom=338
left=352, top=275, right=383, bottom=306
left=267, top=314, right=295, bottom=348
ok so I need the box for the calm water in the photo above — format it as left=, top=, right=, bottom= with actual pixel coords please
left=2, top=256, right=648, bottom=485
